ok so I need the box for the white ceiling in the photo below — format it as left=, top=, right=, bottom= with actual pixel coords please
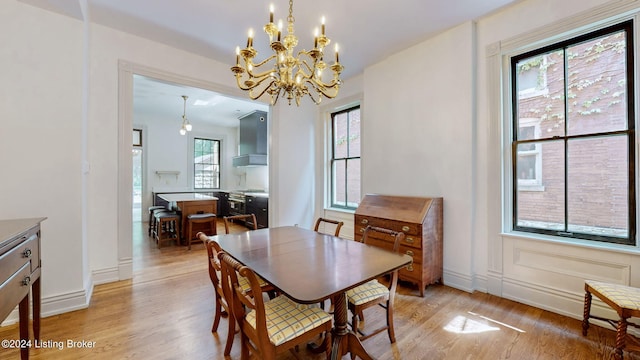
left=133, top=75, right=268, bottom=128
left=20, top=0, right=519, bottom=126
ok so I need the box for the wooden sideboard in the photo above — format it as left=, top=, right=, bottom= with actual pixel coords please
left=0, top=217, right=46, bottom=360
left=354, top=194, right=442, bottom=297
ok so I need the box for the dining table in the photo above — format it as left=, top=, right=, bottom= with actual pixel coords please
left=210, top=225, right=413, bottom=360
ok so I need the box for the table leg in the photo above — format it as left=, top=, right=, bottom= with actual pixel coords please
left=33, top=277, right=41, bottom=340
left=19, top=294, right=29, bottom=360
left=330, top=293, right=375, bottom=360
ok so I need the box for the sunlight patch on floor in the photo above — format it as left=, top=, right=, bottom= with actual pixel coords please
left=443, top=312, right=526, bottom=334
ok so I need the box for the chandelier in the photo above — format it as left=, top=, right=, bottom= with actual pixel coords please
left=231, top=0, right=343, bottom=106
left=179, top=95, right=192, bottom=135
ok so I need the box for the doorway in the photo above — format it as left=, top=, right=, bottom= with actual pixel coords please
left=117, top=61, right=270, bottom=280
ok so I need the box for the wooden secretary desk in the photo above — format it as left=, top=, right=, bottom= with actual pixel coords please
left=0, top=217, right=46, bottom=360
left=355, top=194, right=443, bottom=297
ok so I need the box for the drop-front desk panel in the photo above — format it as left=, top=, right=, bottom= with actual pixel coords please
left=0, top=217, right=46, bottom=360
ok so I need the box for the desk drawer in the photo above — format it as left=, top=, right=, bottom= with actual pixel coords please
left=0, top=231, right=38, bottom=285
left=355, top=229, right=422, bottom=250
left=0, top=262, right=31, bottom=322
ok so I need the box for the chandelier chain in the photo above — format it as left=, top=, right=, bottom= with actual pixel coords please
left=287, top=0, right=294, bottom=24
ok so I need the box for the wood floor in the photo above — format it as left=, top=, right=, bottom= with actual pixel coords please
left=0, top=221, right=636, bottom=359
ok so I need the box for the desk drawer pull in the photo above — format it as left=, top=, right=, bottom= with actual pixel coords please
left=406, top=264, right=413, bottom=272
left=406, top=250, right=414, bottom=257
left=23, top=249, right=32, bottom=258
left=405, top=237, right=415, bottom=244
left=22, top=276, right=31, bottom=287
left=402, top=226, right=410, bottom=232
left=360, top=228, right=365, bottom=233
left=361, top=219, right=369, bottom=225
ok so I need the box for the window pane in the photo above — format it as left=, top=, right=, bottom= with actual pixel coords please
left=566, top=31, right=628, bottom=136
left=516, top=140, right=565, bottom=230
left=194, top=138, right=220, bottom=189
left=332, top=159, right=346, bottom=207
left=346, top=158, right=361, bottom=207
left=348, top=109, right=361, bottom=157
left=334, top=112, right=348, bottom=159
left=567, top=136, right=628, bottom=238
left=516, top=51, right=565, bottom=140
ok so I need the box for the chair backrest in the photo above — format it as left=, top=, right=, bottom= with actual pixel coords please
left=361, top=225, right=405, bottom=252
left=313, top=217, right=344, bottom=237
left=200, top=234, right=226, bottom=296
left=223, top=214, right=258, bottom=234
left=218, top=251, right=269, bottom=348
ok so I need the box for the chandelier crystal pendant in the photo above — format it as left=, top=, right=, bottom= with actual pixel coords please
left=231, top=0, right=343, bottom=106
left=179, top=95, right=192, bottom=136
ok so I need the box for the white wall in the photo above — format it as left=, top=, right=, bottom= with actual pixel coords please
left=0, top=1, right=88, bottom=317
left=363, top=22, right=477, bottom=290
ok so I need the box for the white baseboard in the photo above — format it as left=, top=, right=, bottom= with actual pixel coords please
left=1, top=287, right=91, bottom=327
left=118, top=257, right=133, bottom=280
left=442, top=268, right=474, bottom=293
left=92, top=266, right=119, bottom=285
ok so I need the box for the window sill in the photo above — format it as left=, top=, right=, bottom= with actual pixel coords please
left=501, top=230, right=640, bottom=255
left=325, top=207, right=356, bottom=215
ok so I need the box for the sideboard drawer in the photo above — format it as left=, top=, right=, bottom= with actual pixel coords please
left=0, top=262, right=31, bottom=322
left=0, top=231, right=38, bottom=287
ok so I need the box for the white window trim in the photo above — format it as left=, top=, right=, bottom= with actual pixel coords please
left=319, top=93, right=363, bottom=212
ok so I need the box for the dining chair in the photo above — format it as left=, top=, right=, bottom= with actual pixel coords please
left=313, top=217, right=344, bottom=237
left=218, top=251, right=333, bottom=360
left=347, top=225, right=405, bottom=345
left=201, top=235, right=236, bottom=356
left=582, top=280, right=640, bottom=360
left=198, top=232, right=277, bottom=356
left=223, top=214, right=258, bottom=234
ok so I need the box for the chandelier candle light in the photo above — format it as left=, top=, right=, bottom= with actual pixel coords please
left=231, top=0, right=343, bottom=106
left=179, top=95, right=192, bottom=135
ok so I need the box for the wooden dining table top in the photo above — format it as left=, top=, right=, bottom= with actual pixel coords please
left=212, top=226, right=413, bottom=304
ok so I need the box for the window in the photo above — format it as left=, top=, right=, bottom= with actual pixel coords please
left=331, top=106, right=361, bottom=209
left=511, top=20, right=635, bottom=245
left=193, top=138, right=220, bottom=189
left=517, top=119, right=544, bottom=190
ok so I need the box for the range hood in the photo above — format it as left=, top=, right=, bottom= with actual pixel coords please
left=233, top=110, right=268, bottom=167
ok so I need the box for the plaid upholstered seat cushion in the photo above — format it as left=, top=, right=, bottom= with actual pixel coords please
left=245, top=295, right=332, bottom=346
left=346, top=280, right=389, bottom=306
left=587, top=280, right=640, bottom=310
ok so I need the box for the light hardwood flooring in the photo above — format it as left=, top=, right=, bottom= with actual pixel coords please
left=0, top=221, right=636, bottom=359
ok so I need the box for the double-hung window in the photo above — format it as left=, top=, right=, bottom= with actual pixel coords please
left=193, top=137, right=220, bottom=189
left=330, top=106, right=361, bottom=209
left=511, top=20, right=635, bottom=245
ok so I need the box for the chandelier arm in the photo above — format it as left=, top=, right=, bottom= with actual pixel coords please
left=247, top=54, right=278, bottom=69
left=305, top=78, right=338, bottom=99
left=303, top=86, right=322, bottom=105
left=248, top=79, right=277, bottom=100
left=234, top=74, right=257, bottom=91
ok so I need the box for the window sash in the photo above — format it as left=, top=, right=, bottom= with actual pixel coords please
left=330, top=106, right=361, bottom=210
left=510, top=20, right=635, bottom=245
left=193, top=138, right=220, bottom=190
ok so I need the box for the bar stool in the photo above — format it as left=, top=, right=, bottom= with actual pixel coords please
left=154, top=211, right=180, bottom=248
left=147, top=206, right=167, bottom=236
left=186, top=213, right=216, bottom=250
